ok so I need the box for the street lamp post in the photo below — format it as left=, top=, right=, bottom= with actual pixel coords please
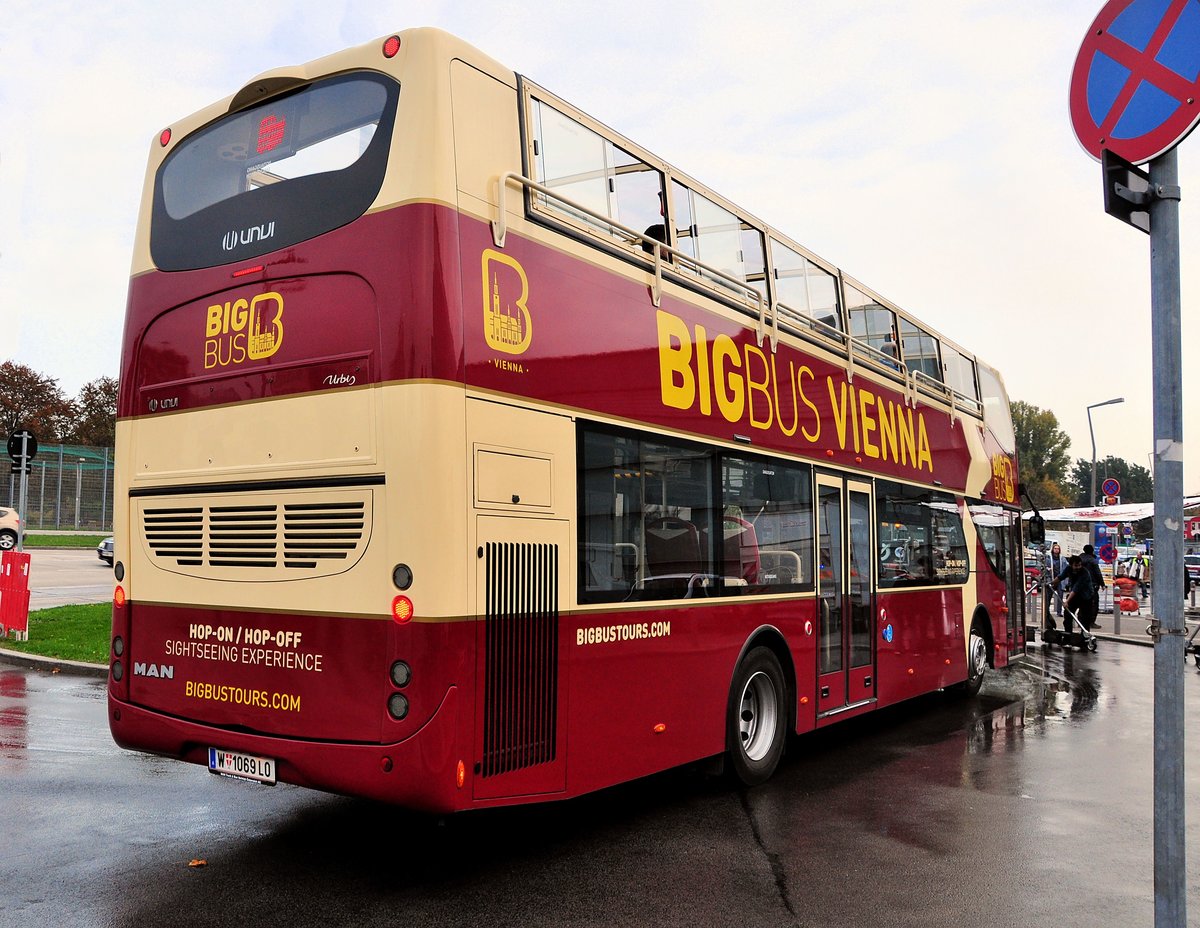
left=1088, top=397, right=1125, bottom=507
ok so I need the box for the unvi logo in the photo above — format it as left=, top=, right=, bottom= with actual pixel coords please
left=222, top=221, right=276, bottom=252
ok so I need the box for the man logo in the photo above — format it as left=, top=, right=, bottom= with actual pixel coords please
left=133, top=662, right=174, bottom=680
left=482, top=249, right=532, bottom=355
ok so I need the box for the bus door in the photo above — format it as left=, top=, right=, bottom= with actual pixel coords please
left=1005, top=509, right=1025, bottom=655
left=816, top=476, right=877, bottom=716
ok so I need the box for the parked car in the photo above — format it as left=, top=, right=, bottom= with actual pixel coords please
left=98, top=536, right=114, bottom=567
left=0, top=508, right=22, bottom=551
left=1185, top=554, right=1200, bottom=584
left=1023, top=556, right=1042, bottom=585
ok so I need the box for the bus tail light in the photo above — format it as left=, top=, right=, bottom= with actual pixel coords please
left=387, top=693, right=409, bottom=720
left=389, top=661, right=411, bottom=687
left=382, top=35, right=401, bottom=58
left=110, top=595, right=131, bottom=701
left=391, top=596, right=413, bottom=624
left=456, top=760, right=465, bottom=789
left=159, top=128, right=172, bottom=147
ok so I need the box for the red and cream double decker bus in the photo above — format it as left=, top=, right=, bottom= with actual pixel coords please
left=109, top=28, right=1025, bottom=812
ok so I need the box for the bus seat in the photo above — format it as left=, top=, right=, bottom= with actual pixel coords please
left=644, top=516, right=702, bottom=578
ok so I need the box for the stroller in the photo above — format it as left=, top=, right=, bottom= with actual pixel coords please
left=1042, top=583, right=1099, bottom=652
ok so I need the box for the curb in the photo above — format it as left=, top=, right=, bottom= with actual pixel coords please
left=0, top=646, right=108, bottom=678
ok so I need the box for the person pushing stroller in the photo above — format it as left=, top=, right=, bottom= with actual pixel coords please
left=1052, top=555, right=1097, bottom=633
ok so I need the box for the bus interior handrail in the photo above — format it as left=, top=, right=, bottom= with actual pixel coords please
left=493, top=172, right=768, bottom=343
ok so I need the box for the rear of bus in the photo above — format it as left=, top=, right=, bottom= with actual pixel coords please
left=108, top=31, right=476, bottom=812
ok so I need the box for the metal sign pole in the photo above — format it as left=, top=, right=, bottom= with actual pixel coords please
left=1149, top=146, right=1185, bottom=928
left=15, top=433, right=30, bottom=554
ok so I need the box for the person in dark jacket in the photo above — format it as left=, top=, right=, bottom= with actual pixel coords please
left=1081, top=544, right=1106, bottom=629
left=1060, top=555, right=1097, bottom=632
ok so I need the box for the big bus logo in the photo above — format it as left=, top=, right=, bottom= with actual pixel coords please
left=991, top=454, right=1016, bottom=504
left=204, top=292, right=285, bottom=370
left=481, top=249, right=532, bottom=355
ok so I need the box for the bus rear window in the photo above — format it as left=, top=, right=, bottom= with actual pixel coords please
left=151, top=72, right=398, bottom=271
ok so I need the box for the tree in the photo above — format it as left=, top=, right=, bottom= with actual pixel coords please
left=0, top=360, right=76, bottom=441
left=1068, top=456, right=1154, bottom=506
left=1011, top=400, right=1073, bottom=508
left=68, top=376, right=119, bottom=447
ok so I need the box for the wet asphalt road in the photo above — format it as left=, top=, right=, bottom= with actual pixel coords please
left=2, top=646, right=1198, bottom=928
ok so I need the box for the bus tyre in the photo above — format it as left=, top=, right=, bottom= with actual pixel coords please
left=959, top=624, right=988, bottom=697
left=727, top=647, right=787, bottom=787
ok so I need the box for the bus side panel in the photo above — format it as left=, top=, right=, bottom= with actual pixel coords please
left=565, top=599, right=814, bottom=797
left=875, top=589, right=965, bottom=706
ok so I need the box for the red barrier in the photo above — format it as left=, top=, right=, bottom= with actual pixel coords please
left=0, top=551, right=32, bottom=639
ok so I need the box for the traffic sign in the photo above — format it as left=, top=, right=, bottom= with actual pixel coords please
left=1105, top=494, right=1121, bottom=505
left=1099, top=542, right=1118, bottom=564
left=1102, top=477, right=1122, bottom=496
left=6, top=429, right=37, bottom=464
left=1070, top=0, right=1200, bottom=164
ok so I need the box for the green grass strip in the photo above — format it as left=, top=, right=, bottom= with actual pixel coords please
left=22, top=534, right=108, bottom=549
left=1, top=602, right=110, bottom=664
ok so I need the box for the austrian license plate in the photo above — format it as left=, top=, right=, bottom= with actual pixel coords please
left=208, top=748, right=276, bottom=785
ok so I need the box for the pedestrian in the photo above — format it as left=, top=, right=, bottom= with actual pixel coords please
left=1081, top=544, right=1106, bottom=630
left=1044, top=542, right=1068, bottom=618
left=1130, top=551, right=1150, bottom=599
left=1062, top=555, right=1097, bottom=633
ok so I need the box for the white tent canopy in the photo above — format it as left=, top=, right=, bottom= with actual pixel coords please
left=1021, top=497, right=1200, bottom=522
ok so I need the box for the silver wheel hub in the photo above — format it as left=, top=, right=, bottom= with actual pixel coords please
left=738, top=671, right=779, bottom=761
left=969, top=633, right=988, bottom=678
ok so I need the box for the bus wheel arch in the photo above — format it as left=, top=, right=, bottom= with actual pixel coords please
left=726, top=630, right=792, bottom=786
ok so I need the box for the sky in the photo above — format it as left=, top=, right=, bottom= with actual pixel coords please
left=2, top=0, right=1197, bottom=492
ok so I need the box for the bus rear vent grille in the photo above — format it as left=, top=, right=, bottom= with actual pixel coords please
left=482, top=542, right=559, bottom=778
left=141, top=499, right=367, bottom=572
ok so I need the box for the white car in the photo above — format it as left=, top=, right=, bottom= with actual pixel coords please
left=0, top=508, right=21, bottom=551
left=98, top=536, right=115, bottom=567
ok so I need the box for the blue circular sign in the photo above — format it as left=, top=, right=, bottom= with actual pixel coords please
left=1070, top=0, right=1200, bottom=164
left=1102, top=477, right=1121, bottom=496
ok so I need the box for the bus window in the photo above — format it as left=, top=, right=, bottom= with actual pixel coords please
left=719, top=455, right=813, bottom=595
left=671, top=181, right=766, bottom=297
left=579, top=426, right=715, bottom=603
left=530, top=99, right=664, bottom=250
left=876, top=480, right=969, bottom=588
left=977, top=363, right=1016, bottom=453
left=845, top=285, right=898, bottom=368
left=769, top=239, right=843, bottom=332
left=899, top=318, right=941, bottom=382
left=942, top=345, right=980, bottom=406
left=152, top=72, right=398, bottom=270
left=969, top=503, right=1010, bottom=580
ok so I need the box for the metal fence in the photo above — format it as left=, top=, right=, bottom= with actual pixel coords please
left=4, top=444, right=115, bottom=532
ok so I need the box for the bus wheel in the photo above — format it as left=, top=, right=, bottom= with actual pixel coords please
left=961, top=624, right=989, bottom=696
left=727, top=647, right=786, bottom=786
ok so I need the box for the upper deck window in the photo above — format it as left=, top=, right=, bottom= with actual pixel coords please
left=899, top=318, right=940, bottom=382
left=769, top=240, right=842, bottom=332
left=530, top=98, right=665, bottom=249
left=942, top=345, right=980, bottom=406
left=846, top=285, right=898, bottom=369
left=671, top=182, right=766, bottom=298
left=977, top=363, right=1016, bottom=453
left=151, top=72, right=399, bottom=270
